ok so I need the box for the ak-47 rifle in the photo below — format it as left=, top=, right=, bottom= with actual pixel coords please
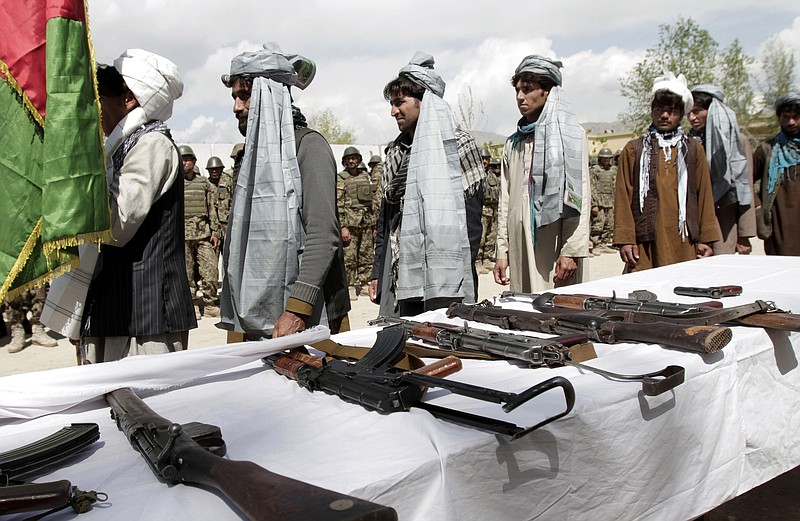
left=371, top=317, right=684, bottom=396
left=265, top=325, right=576, bottom=439
left=447, top=300, right=733, bottom=354
left=501, top=290, right=800, bottom=332
left=0, top=423, right=106, bottom=517
left=106, top=388, right=397, bottom=521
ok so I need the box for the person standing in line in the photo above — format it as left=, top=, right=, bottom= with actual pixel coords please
left=494, top=55, right=590, bottom=292
left=82, top=49, right=196, bottom=362
left=614, top=69, right=720, bottom=271
left=370, top=52, right=484, bottom=317
left=752, top=92, right=800, bottom=256
left=688, top=84, right=755, bottom=255
left=220, top=43, right=350, bottom=339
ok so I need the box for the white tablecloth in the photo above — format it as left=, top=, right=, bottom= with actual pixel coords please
left=1, top=255, right=799, bottom=521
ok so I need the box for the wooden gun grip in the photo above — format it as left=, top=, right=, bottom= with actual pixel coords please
left=0, top=480, right=72, bottom=515
left=412, top=356, right=462, bottom=378
left=550, top=295, right=590, bottom=309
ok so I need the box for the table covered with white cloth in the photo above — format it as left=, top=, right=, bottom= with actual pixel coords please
left=1, top=255, right=799, bottom=521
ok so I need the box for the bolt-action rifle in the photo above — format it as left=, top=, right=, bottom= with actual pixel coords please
left=0, top=423, right=105, bottom=517
left=447, top=300, right=733, bottom=354
left=371, top=316, right=684, bottom=396
left=501, top=290, right=800, bottom=332
left=265, top=325, right=576, bottom=439
left=106, top=388, right=397, bottom=521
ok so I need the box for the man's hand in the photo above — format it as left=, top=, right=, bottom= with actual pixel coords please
left=272, top=311, right=306, bottom=338
left=341, top=227, right=351, bottom=245
left=493, top=259, right=510, bottom=285
left=696, top=243, right=713, bottom=258
left=210, top=235, right=220, bottom=251
left=554, top=256, right=577, bottom=282
left=736, top=237, right=752, bottom=255
left=369, top=279, right=379, bottom=304
left=620, top=244, right=639, bottom=266
left=591, top=205, right=600, bottom=218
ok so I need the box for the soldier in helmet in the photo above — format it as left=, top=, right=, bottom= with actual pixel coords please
left=337, top=147, right=376, bottom=300
left=589, top=147, right=618, bottom=255
left=180, top=145, right=221, bottom=317
left=479, top=146, right=492, bottom=173
left=478, top=155, right=501, bottom=272
left=206, top=156, right=233, bottom=250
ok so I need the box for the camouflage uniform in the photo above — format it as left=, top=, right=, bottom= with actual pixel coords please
left=337, top=169, right=376, bottom=289
left=184, top=174, right=221, bottom=307
left=590, top=163, right=617, bottom=248
left=3, top=286, right=56, bottom=351
left=479, top=167, right=501, bottom=265
left=213, top=172, right=234, bottom=241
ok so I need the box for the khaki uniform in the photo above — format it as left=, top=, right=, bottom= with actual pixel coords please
left=590, top=164, right=617, bottom=248
left=337, top=169, right=376, bottom=288
left=184, top=174, right=220, bottom=306
left=479, top=171, right=500, bottom=264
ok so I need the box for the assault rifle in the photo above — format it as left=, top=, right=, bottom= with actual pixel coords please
left=106, top=388, right=397, bottom=521
left=501, top=290, right=800, bottom=332
left=0, top=423, right=105, bottom=517
left=265, top=325, right=576, bottom=439
left=371, top=317, right=684, bottom=396
left=447, top=301, right=733, bottom=353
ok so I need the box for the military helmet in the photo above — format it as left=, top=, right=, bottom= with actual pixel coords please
left=489, top=157, right=501, bottom=166
left=358, top=162, right=368, bottom=171
left=178, top=145, right=196, bottom=159
left=368, top=154, right=381, bottom=165
left=597, top=147, right=614, bottom=158
left=342, top=146, right=361, bottom=159
left=479, top=147, right=491, bottom=158
left=230, top=143, right=244, bottom=158
left=206, top=156, right=224, bottom=169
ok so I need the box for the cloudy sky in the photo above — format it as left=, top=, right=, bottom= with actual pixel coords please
left=89, top=1, right=800, bottom=147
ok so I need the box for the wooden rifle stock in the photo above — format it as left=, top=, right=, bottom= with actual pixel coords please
left=106, top=388, right=396, bottom=521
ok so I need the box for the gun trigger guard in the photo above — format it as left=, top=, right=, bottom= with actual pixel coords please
left=640, top=365, right=685, bottom=396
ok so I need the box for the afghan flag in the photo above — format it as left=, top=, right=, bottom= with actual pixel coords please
left=0, top=0, right=111, bottom=302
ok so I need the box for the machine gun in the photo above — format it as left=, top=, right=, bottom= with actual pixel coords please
left=0, top=423, right=105, bottom=517
left=265, top=325, right=576, bottom=439
left=447, top=301, right=732, bottom=354
left=501, top=290, right=800, bottom=332
left=106, top=388, right=397, bottom=521
left=371, top=317, right=684, bottom=396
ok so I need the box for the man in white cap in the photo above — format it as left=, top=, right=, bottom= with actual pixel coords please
left=752, top=92, right=800, bottom=256
left=82, top=49, right=196, bottom=362
left=614, top=68, right=720, bottom=271
left=369, top=52, right=484, bottom=317
left=220, top=43, right=349, bottom=339
left=494, top=55, right=590, bottom=292
left=688, top=84, right=755, bottom=255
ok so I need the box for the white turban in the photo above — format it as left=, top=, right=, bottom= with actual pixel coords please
left=651, top=66, right=693, bottom=115
left=114, top=49, right=183, bottom=122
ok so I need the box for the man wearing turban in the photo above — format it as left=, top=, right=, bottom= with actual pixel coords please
left=369, top=52, right=485, bottom=317
left=220, top=43, right=349, bottom=339
left=752, top=93, right=800, bottom=255
left=688, top=84, right=756, bottom=255
left=82, top=49, right=196, bottom=361
left=614, top=68, right=720, bottom=271
left=494, top=55, right=590, bottom=292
